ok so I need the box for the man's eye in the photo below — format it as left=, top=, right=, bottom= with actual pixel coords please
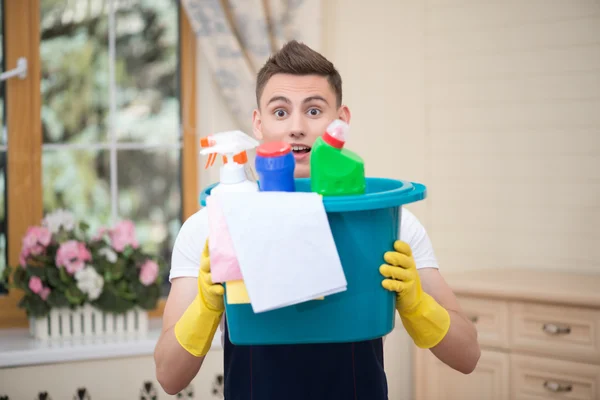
left=274, top=109, right=287, bottom=118
left=307, top=108, right=321, bottom=116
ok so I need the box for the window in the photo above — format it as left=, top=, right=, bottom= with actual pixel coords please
left=0, top=1, right=198, bottom=328
left=41, top=0, right=183, bottom=295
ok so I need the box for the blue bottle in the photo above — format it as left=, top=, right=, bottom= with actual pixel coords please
left=254, top=142, right=296, bottom=192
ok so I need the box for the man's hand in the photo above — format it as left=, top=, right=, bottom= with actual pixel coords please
left=174, top=240, right=224, bottom=357
left=198, top=240, right=225, bottom=312
left=379, top=240, right=451, bottom=349
left=380, top=240, right=423, bottom=314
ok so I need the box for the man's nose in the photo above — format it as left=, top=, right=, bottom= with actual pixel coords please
left=289, top=114, right=306, bottom=138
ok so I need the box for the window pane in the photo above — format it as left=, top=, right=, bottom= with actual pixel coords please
left=0, top=0, right=7, bottom=293
left=43, top=149, right=112, bottom=233
left=116, top=1, right=179, bottom=144
left=40, top=1, right=109, bottom=144
left=117, top=148, right=181, bottom=293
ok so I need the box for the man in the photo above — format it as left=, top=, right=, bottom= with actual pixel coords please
left=154, top=40, right=480, bottom=399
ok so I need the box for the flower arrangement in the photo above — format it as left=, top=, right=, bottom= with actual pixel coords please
left=1, top=210, right=166, bottom=318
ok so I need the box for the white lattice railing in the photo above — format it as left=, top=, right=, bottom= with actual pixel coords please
left=29, top=305, right=148, bottom=340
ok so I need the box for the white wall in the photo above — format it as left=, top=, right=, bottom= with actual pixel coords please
left=195, top=1, right=600, bottom=397
left=196, top=47, right=239, bottom=190
left=423, top=0, right=600, bottom=275
left=321, top=0, right=600, bottom=276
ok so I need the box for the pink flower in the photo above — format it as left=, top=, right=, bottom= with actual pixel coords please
left=39, top=287, right=51, bottom=301
left=19, top=248, right=30, bottom=267
left=21, top=226, right=52, bottom=258
left=55, top=240, right=92, bottom=275
left=29, top=277, right=51, bottom=301
left=92, top=227, right=108, bottom=241
left=109, top=220, right=139, bottom=252
left=28, top=276, right=43, bottom=294
left=139, top=260, right=159, bottom=286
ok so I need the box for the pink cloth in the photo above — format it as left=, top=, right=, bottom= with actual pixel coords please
left=206, top=195, right=243, bottom=283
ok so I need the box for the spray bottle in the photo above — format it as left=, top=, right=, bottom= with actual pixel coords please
left=200, top=130, right=258, bottom=305
left=199, top=130, right=260, bottom=195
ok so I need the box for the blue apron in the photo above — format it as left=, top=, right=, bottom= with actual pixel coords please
left=222, top=320, right=389, bottom=399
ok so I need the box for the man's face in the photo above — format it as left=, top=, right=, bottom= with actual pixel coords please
left=252, top=74, right=351, bottom=178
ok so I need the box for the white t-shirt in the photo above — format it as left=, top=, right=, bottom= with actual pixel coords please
left=169, top=206, right=439, bottom=345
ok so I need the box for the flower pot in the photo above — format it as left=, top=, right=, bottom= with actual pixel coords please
left=29, top=304, right=149, bottom=340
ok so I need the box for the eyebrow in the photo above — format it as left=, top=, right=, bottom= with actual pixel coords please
left=303, top=95, right=328, bottom=105
left=267, top=96, right=291, bottom=106
left=266, top=95, right=329, bottom=106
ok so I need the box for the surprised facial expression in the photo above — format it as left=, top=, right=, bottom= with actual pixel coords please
left=252, top=74, right=351, bottom=178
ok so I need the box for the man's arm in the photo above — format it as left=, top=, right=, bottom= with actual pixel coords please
left=154, top=277, right=210, bottom=395
left=380, top=241, right=480, bottom=374
left=418, top=268, right=480, bottom=374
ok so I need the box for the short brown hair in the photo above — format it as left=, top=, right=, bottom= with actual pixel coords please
left=256, top=40, right=342, bottom=107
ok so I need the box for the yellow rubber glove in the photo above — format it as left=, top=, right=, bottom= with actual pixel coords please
left=379, top=240, right=450, bottom=349
left=174, top=240, right=224, bottom=357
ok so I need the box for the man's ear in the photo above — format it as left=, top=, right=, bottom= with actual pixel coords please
left=252, top=109, right=263, bottom=139
left=338, top=105, right=351, bottom=125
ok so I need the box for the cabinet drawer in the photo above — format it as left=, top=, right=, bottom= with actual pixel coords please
left=416, top=349, right=509, bottom=400
left=511, top=353, right=600, bottom=400
left=0, top=350, right=225, bottom=399
left=457, top=295, right=509, bottom=348
left=510, top=302, right=600, bottom=364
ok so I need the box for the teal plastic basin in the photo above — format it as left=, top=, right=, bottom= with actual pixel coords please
left=199, top=177, right=427, bottom=345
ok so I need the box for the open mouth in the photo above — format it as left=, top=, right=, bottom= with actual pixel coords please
left=291, top=145, right=311, bottom=155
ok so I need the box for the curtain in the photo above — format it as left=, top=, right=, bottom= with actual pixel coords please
left=181, top=0, right=323, bottom=134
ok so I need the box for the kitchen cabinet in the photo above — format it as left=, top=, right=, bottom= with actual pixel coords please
left=415, top=268, right=600, bottom=400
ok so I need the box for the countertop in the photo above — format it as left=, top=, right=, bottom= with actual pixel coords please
left=444, top=267, right=600, bottom=308
left=0, top=318, right=223, bottom=368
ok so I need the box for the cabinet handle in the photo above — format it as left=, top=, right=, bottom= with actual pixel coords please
left=468, top=315, right=479, bottom=323
left=542, top=323, right=571, bottom=335
left=544, top=381, right=573, bottom=393
left=212, top=373, right=224, bottom=398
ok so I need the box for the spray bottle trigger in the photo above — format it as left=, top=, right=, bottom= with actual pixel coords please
left=204, top=153, right=219, bottom=169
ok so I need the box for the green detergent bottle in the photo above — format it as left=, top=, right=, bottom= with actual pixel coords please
left=310, top=119, right=366, bottom=196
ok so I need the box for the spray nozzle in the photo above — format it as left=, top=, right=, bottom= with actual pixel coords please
left=199, top=130, right=259, bottom=169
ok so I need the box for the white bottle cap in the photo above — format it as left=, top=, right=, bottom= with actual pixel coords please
left=326, top=119, right=349, bottom=142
